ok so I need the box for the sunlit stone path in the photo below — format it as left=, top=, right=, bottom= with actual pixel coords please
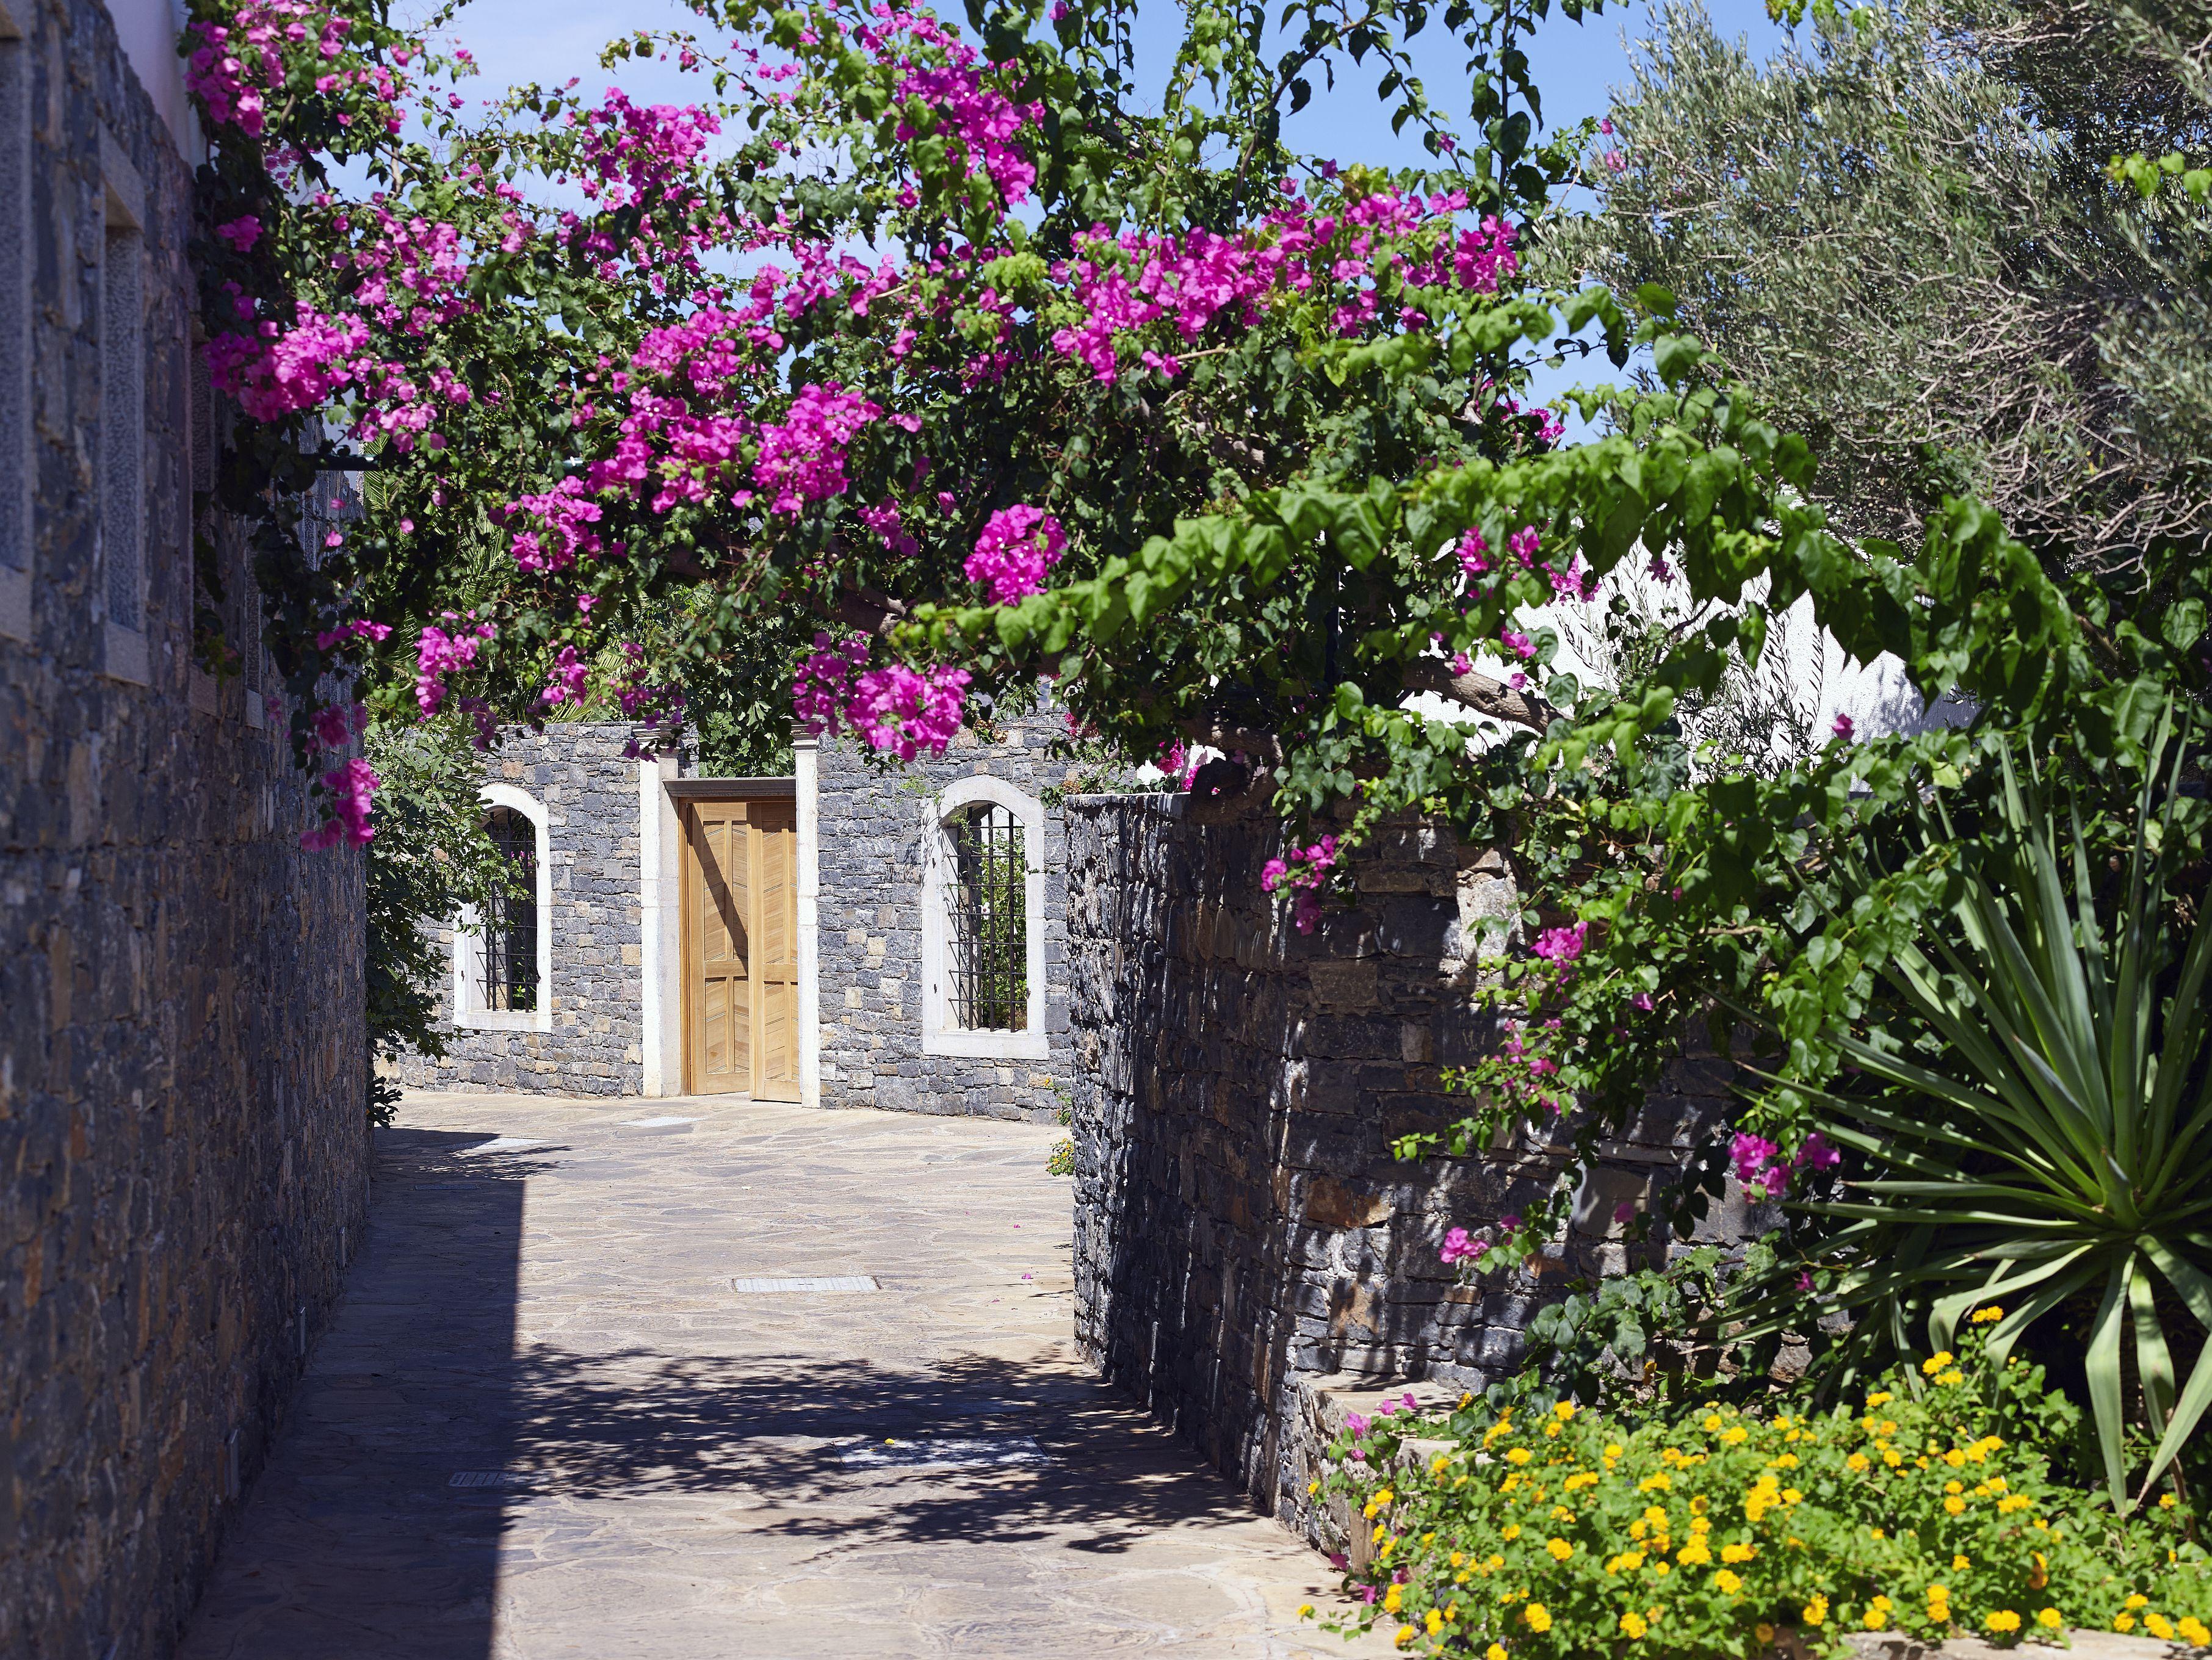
left=177, top=1092, right=1384, bottom=1659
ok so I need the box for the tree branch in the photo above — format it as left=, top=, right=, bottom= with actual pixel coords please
left=1399, top=659, right=1556, bottom=733
left=833, top=584, right=908, bottom=638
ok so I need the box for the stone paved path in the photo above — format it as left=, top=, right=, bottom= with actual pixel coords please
left=179, top=1092, right=1385, bottom=1659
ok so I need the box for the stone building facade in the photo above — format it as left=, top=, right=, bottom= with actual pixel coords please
left=394, top=718, right=1075, bottom=1122
left=1, top=3, right=370, bottom=1656
left=815, top=724, right=1074, bottom=1124
left=1061, top=789, right=1760, bottom=1536
left=391, top=723, right=660, bottom=1097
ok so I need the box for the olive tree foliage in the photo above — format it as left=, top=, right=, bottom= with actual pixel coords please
left=1558, top=0, right=2212, bottom=574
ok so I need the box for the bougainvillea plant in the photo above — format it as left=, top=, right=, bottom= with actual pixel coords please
left=186, top=0, right=2208, bottom=1470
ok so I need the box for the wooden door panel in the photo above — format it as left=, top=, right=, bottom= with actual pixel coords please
left=684, top=803, right=749, bottom=1095
left=681, top=795, right=800, bottom=1100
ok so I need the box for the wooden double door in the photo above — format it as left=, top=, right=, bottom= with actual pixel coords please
left=680, top=796, right=800, bottom=1100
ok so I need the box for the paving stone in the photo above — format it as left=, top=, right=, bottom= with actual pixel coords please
left=176, top=1091, right=1393, bottom=1659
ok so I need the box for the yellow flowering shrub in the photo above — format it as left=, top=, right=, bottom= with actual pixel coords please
left=1323, top=1324, right=2211, bottom=1656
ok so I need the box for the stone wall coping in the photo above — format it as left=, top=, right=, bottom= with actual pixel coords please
left=1301, top=1373, right=1464, bottom=1435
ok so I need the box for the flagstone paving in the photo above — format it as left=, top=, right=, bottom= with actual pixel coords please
left=177, top=1092, right=1387, bottom=1659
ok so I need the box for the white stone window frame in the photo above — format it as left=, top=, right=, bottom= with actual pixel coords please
left=921, top=774, right=1048, bottom=1060
left=452, top=784, right=554, bottom=1033
left=0, top=2, right=29, bottom=642
left=96, top=126, right=148, bottom=685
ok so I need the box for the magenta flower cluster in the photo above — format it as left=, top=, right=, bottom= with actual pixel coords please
left=186, top=1, right=394, bottom=140
left=414, top=615, right=496, bottom=717
left=1261, top=834, right=1340, bottom=933
left=300, top=756, right=378, bottom=850
left=1049, top=195, right=1519, bottom=384
left=791, top=632, right=972, bottom=762
left=963, top=505, right=1067, bottom=604
left=870, top=7, right=1043, bottom=205
left=1729, top=1128, right=1842, bottom=1199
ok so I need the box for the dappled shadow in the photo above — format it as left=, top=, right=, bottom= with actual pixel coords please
left=179, top=1110, right=1338, bottom=1658
left=495, top=1344, right=1274, bottom=1553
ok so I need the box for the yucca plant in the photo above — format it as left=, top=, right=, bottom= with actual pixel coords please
left=1764, top=722, right=2212, bottom=1510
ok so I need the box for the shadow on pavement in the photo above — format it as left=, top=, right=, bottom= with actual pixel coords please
left=177, top=1128, right=532, bottom=1660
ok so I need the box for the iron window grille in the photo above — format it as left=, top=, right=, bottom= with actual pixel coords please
left=947, top=803, right=1027, bottom=1031
left=482, top=806, right=540, bottom=1012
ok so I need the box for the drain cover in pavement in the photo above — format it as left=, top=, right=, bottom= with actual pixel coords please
left=731, top=1274, right=881, bottom=1294
left=840, top=1436, right=1045, bottom=1470
left=620, top=1116, right=698, bottom=1133
left=448, top=1470, right=538, bottom=1489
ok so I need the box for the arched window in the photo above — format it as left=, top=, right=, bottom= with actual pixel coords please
left=480, top=804, right=540, bottom=1012
left=922, top=778, right=1047, bottom=1058
left=454, top=785, right=552, bottom=1031
left=945, top=801, right=1027, bottom=1031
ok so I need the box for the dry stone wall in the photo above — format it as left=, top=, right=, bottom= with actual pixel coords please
left=1063, top=790, right=1763, bottom=1536
left=1, top=4, right=369, bottom=1653
left=391, top=723, right=654, bottom=1097
left=816, top=724, right=1074, bottom=1122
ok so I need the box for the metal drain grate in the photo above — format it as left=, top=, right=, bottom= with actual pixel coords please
left=840, top=1436, right=1045, bottom=1470
left=731, top=1274, right=881, bottom=1294
left=448, top=1470, right=538, bottom=1489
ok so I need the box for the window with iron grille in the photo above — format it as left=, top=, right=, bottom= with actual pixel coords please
left=481, top=806, right=540, bottom=1012
left=946, top=803, right=1027, bottom=1031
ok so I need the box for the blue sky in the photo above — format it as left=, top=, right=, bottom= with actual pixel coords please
left=419, top=0, right=1793, bottom=161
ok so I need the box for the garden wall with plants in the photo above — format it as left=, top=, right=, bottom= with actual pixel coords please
left=1063, top=787, right=1774, bottom=1527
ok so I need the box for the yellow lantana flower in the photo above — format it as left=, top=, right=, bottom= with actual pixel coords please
left=1523, top=1603, right=1552, bottom=1633
left=1619, top=1612, right=1649, bottom=1639
left=1986, top=1611, right=2022, bottom=1635
left=1921, top=1352, right=1955, bottom=1375
left=1803, top=1595, right=1829, bottom=1628
left=2037, top=1609, right=2064, bottom=1631
left=1714, top=1570, right=1743, bottom=1595
left=1547, top=1539, right=1574, bottom=1562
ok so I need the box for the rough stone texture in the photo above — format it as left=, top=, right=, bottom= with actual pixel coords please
left=0, top=5, right=370, bottom=1656
left=391, top=723, right=655, bottom=1097
left=817, top=723, right=1075, bottom=1124
left=1062, top=792, right=1762, bottom=1540
left=175, top=1092, right=1394, bottom=1659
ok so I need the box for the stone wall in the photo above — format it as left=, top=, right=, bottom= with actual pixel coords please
left=1063, top=790, right=1755, bottom=1536
left=0, top=4, right=370, bottom=1655
left=391, top=723, right=654, bottom=1097
left=816, top=722, right=1075, bottom=1123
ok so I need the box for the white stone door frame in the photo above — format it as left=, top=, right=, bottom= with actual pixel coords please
left=639, top=753, right=819, bottom=1106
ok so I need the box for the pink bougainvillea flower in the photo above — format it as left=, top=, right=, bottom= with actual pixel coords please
left=964, top=504, right=1067, bottom=604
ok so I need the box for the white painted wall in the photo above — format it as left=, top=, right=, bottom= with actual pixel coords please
left=638, top=753, right=684, bottom=1095
left=795, top=738, right=821, bottom=1108
left=105, top=0, right=201, bottom=161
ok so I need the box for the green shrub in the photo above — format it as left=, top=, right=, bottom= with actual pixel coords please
left=1045, top=1135, right=1075, bottom=1177
left=1318, top=1317, right=2212, bottom=1656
